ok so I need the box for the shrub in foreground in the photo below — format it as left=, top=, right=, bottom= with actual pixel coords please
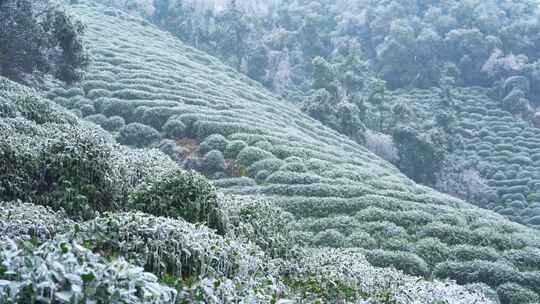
left=1, top=124, right=120, bottom=220
left=128, top=169, right=225, bottom=233
left=0, top=238, right=176, bottom=303
left=79, top=212, right=262, bottom=278
left=0, top=201, right=74, bottom=243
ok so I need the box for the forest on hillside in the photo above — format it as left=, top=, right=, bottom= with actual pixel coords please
left=2, top=0, right=540, bottom=303
left=113, top=0, right=540, bottom=104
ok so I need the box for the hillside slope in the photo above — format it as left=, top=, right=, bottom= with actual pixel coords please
left=375, top=87, right=540, bottom=228
left=40, top=2, right=540, bottom=302
left=0, top=76, right=491, bottom=303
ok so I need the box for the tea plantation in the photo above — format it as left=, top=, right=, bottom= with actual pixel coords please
left=376, top=87, right=540, bottom=228
left=2, top=74, right=500, bottom=302
left=16, top=2, right=537, bottom=303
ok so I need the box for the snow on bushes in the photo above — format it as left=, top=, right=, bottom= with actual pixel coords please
left=117, top=122, right=160, bottom=148
left=0, top=201, right=75, bottom=243
left=78, top=212, right=263, bottom=279
left=128, top=168, right=225, bottom=233
left=202, top=150, right=226, bottom=172
left=162, top=119, right=186, bottom=138
left=236, top=146, right=274, bottom=167
left=0, top=238, right=177, bottom=303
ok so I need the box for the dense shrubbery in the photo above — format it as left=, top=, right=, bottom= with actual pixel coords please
left=365, top=250, right=430, bottom=277
left=236, top=146, right=274, bottom=167
left=108, top=0, right=540, bottom=107
left=220, top=195, right=296, bottom=258
left=224, top=140, right=247, bottom=159
left=202, top=150, right=226, bottom=172
left=79, top=212, right=256, bottom=278
left=0, top=201, right=74, bottom=242
left=0, top=0, right=89, bottom=86
left=128, top=169, right=225, bottom=233
left=103, top=115, right=125, bottom=131
left=0, top=237, right=177, bottom=303
left=393, top=127, right=446, bottom=185
left=117, top=122, right=160, bottom=148
left=96, top=0, right=540, bottom=216
left=497, top=283, right=540, bottom=304
left=199, top=134, right=229, bottom=155
left=162, top=119, right=186, bottom=138
left=0, top=120, right=120, bottom=220
left=434, top=260, right=520, bottom=288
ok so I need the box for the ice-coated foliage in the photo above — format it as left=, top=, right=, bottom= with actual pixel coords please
left=0, top=0, right=89, bottom=85
left=371, top=86, right=540, bottom=228
left=412, top=238, right=450, bottom=268
left=128, top=168, right=225, bottom=233
left=0, top=113, right=120, bottom=219
left=0, top=238, right=177, bottom=303
left=365, top=250, right=430, bottom=277
left=288, top=248, right=493, bottom=304
left=213, top=177, right=257, bottom=188
left=202, top=150, right=226, bottom=172
left=84, top=113, right=108, bottom=126
left=224, top=140, right=247, bottom=159
left=247, top=157, right=284, bottom=176
left=219, top=195, right=297, bottom=258
left=103, top=115, right=125, bottom=131
left=236, top=146, right=274, bottom=167
left=198, top=134, right=229, bottom=155
left=0, top=201, right=74, bottom=243
left=497, top=283, right=540, bottom=304
left=162, top=119, right=186, bottom=138
left=117, top=122, right=161, bottom=148
left=78, top=212, right=263, bottom=279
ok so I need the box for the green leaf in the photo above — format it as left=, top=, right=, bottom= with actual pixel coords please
left=22, top=241, right=35, bottom=252
left=60, top=242, right=69, bottom=254
left=0, top=265, right=7, bottom=277
left=81, top=272, right=95, bottom=284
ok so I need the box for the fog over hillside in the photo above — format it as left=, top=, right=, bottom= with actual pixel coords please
left=1, top=0, right=540, bottom=303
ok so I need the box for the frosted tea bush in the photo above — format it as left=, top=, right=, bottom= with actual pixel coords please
left=199, top=134, right=229, bottom=155
left=0, top=238, right=177, bottom=303
left=0, top=201, right=74, bottom=243
left=162, top=119, right=186, bottom=138
left=117, top=122, right=160, bottom=148
left=128, top=168, right=225, bottom=232
left=202, top=150, right=226, bottom=172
